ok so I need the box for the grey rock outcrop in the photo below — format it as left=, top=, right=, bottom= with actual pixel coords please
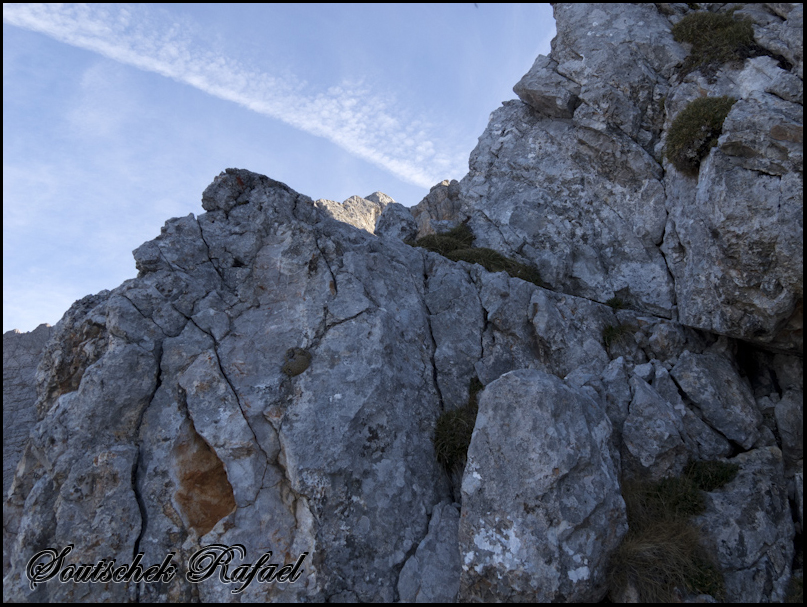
left=314, top=192, right=392, bottom=234
left=410, top=179, right=462, bottom=238
left=3, top=324, right=53, bottom=496
left=397, top=501, right=461, bottom=603
left=3, top=3, right=803, bottom=603
left=671, top=350, right=763, bottom=450
left=695, top=447, right=795, bottom=603
left=375, top=202, right=418, bottom=242
left=413, top=2, right=803, bottom=350
left=458, top=369, right=626, bottom=602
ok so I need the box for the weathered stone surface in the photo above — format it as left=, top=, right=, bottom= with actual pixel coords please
left=3, top=324, right=52, bottom=495
left=4, top=301, right=159, bottom=602
left=424, top=259, right=484, bottom=408
left=410, top=179, right=462, bottom=238
left=314, top=193, right=391, bottom=234
left=514, top=55, right=580, bottom=118
left=775, top=389, right=804, bottom=466
left=695, top=448, right=795, bottom=603
left=552, top=3, right=687, bottom=147
left=652, top=364, right=732, bottom=461
left=671, top=350, right=763, bottom=450
left=663, top=90, right=803, bottom=351
left=459, top=98, right=675, bottom=318
left=375, top=201, right=418, bottom=242
left=430, top=3, right=804, bottom=351
left=397, top=501, right=461, bottom=603
left=458, top=369, right=626, bottom=602
left=621, top=375, right=688, bottom=480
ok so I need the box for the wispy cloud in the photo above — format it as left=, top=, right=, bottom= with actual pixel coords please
left=3, top=3, right=466, bottom=187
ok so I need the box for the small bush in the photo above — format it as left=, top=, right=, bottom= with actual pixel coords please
left=413, top=234, right=468, bottom=256
left=606, top=297, right=625, bottom=310
left=608, top=518, right=723, bottom=602
left=412, top=224, right=474, bottom=255
left=665, top=96, right=737, bottom=175
left=623, top=476, right=705, bottom=523
left=672, top=10, right=755, bottom=78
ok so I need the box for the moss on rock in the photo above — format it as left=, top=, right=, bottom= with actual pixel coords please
left=282, top=347, right=311, bottom=377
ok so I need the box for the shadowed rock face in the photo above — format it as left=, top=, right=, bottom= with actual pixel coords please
left=3, top=324, right=53, bottom=495
left=3, top=3, right=802, bottom=603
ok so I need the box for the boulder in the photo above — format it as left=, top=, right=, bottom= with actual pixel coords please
left=695, top=448, right=795, bottom=603
left=458, top=369, right=626, bottom=602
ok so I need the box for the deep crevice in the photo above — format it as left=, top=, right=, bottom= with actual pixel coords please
left=421, top=262, right=446, bottom=411
left=130, top=343, right=163, bottom=602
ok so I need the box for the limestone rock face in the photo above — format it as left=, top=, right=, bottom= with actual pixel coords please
left=695, top=448, right=795, bottom=603
left=3, top=324, right=52, bottom=495
left=458, top=369, right=626, bottom=602
left=420, top=2, right=803, bottom=350
left=397, top=501, right=461, bottom=603
left=410, top=179, right=462, bottom=238
left=662, top=84, right=803, bottom=351
left=3, top=2, right=803, bottom=603
left=375, top=202, right=418, bottom=242
left=314, top=192, right=392, bottom=234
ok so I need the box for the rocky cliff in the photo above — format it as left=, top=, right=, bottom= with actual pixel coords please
left=3, top=3, right=803, bottom=603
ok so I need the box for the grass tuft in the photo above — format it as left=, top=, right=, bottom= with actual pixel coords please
left=607, top=461, right=740, bottom=601
left=672, top=10, right=755, bottom=79
left=684, top=459, right=739, bottom=492
left=411, top=224, right=474, bottom=256
left=410, top=223, right=544, bottom=287
left=447, top=248, right=544, bottom=287
left=606, top=297, right=626, bottom=310
left=603, top=324, right=631, bottom=348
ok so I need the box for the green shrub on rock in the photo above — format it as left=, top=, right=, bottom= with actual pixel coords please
left=665, top=96, right=737, bottom=175
left=606, top=297, right=626, bottom=310
left=672, top=10, right=755, bottom=78
left=408, top=224, right=474, bottom=255
left=684, top=459, right=739, bottom=492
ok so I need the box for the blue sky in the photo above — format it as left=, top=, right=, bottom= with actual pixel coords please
left=3, top=3, right=555, bottom=333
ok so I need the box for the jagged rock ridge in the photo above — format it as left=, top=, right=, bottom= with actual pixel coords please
left=3, top=3, right=803, bottom=603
